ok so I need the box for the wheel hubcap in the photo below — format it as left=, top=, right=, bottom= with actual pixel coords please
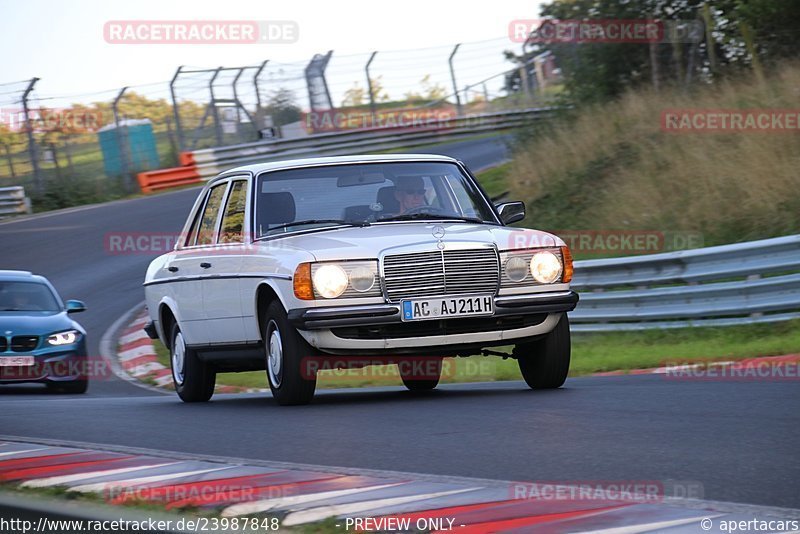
left=267, top=321, right=283, bottom=388
left=172, top=332, right=186, bottom=385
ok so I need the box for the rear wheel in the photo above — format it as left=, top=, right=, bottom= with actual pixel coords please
left=515, top=315, right=571, bottom=389
left=170, top=323, right=215, bottom=402
left=399, top=358, right=442, bottom=391
left=263, top=300, right=317, bottom=405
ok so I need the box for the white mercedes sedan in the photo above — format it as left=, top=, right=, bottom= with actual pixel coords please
left=143, top=154, right=578, bottom=405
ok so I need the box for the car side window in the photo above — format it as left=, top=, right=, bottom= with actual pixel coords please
left=195, top=184, right=227, bottom=246
left=185, top=198, right=205, bottom=247
left=218, top=180, right=247, bottom=244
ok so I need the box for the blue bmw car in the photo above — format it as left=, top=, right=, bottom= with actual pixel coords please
left=0, top=270, right=88, bottom=393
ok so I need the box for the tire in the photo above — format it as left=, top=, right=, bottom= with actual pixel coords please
left=46, top=379, right=88, bottom=394
left=399, top=357, right=442, bottom=391
left=170, top=322, right=215, bottom=403
left=515, top=314, right=571, bottom=389
left=263, top=300, right=317, bottom=406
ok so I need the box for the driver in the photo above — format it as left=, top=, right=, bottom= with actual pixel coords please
left=393, top=176, right=427, bottom=214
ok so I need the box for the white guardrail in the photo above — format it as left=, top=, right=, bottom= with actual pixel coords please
left=184, top=108, right=559, bottom=178
left=570, top=234, right=800, bottom=331
left=0, top=186, right=32, bottom=219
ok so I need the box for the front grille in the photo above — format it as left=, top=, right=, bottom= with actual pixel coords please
left=332, top=314, right=546, bottom=340
left=383, top=248, right=499, bottom=301
left=0, top=337, right=6, bottom=352
left=11, top=336, right=38, bottom=352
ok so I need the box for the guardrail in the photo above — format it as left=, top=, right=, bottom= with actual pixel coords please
left=570, top=234, right=800, bottom=331
left=137, top=107, right=557, bottom=192
left=136, top=166, right=202, bottom=194
left=0, top=186, right=32, bottom=218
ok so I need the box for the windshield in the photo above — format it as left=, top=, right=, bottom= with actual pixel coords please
left=254, top=162, right=497, bottom=238
left=0, top=281, right=61, bottom=312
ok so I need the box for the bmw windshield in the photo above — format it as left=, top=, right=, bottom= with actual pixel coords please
left=254, top=161, right=499, bottom=238
left=0, top=281, right=61, bottom=312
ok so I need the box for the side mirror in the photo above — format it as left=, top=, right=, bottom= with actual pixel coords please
left=66, top=300, right=87, bottom=314
left=495, top=201, right=526, bottom=225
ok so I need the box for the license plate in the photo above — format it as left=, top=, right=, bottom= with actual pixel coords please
left=401, top=294, right=494, bottom=321
left=0, top=356, right=35, bottom=367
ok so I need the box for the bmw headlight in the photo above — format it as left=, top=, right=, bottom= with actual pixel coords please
left=312, top=264, right=349, bottom=299
left=530, top=251, right=563, bottom=284
left=47, top=330, right=80, bottom=346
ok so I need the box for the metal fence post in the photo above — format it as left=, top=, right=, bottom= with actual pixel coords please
left=253, top=60, right=268, bottom=131
left=366, top=51, right=378, bottom=126
left=305, top=51, right=334, bottom=112
left=169, top=66, right=185, bottom=153
left=209, top=67, right=223, bottom=146
left=21, top=77, right=42, bottom=193
left=3, top=144, right=15, bottom=179
left=448, top=44, right=462, bottom=116
left=231, top=67, right=257, bottom=140
left=112, top=86, right=133, bottom=192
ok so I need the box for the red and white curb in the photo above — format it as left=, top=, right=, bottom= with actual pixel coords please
left=117, top=311, right=173, bottom=388
left=115, top=309, right=262, bottom=394
left=1, top=439, right=798, bottom=532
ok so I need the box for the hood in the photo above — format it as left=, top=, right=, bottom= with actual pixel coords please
left=262, top=222, right=565, bottom=261
left=0, top=311, right=80, bottom=336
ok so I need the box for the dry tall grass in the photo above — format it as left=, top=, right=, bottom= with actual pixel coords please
left=509, top=63, right=800, bottom=246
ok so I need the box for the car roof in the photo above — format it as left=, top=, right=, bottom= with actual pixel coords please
left=218, top=153, right=460, bottom=177
left=0, top=270, right=48, bottom=284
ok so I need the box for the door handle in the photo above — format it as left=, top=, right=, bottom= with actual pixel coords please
left=200, top=262, right=212, bottom=269
left=167, top=266, right=179, bottom=273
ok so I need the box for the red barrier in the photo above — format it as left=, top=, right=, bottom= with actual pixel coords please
left=136, top=165, right=201, bottom=194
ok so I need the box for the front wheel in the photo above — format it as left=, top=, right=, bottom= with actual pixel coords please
left=263, top=301, right=317, bottom=405
left=170, top=323, right=215, bottom=403
left=515, top=315, right=571, bottom=389
left=46, top=379, right=88, bottom=394
left=399, top=357, right=442, bottom=391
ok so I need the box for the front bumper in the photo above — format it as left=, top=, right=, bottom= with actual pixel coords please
left=289, top=291, right=579, bottom=353
left=0, top=348, right=88, bottom=384
left=288, top=291, right=579, bottom=330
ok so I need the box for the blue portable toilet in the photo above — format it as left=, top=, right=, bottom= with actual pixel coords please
left=98, top=119, right=160, bottom=176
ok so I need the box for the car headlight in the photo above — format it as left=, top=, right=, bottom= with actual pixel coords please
left=312, top=264, right=349, bottom=299
left=505, top=256, right=529, bottom=282
left=530, top=251, right=563, bottom=284
left=47, top=330, right=80, bottom=346
left=348, top=266, right=376, bottom=292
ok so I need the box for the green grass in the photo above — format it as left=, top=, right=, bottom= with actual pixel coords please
left=474, top=162, right=510, bottom=199
left=151, top=320, right=800, bottom=390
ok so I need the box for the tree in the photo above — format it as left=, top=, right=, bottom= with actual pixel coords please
left=341, top=82, right=366, bottom=107
left=264, top=88, right=301, bottom=126
left=517, top=0, right=800, bottom=105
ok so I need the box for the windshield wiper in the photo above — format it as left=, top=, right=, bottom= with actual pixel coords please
left=377, top=213, right=485, bottom=224
left=265, top=219, right=370, bottom=234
